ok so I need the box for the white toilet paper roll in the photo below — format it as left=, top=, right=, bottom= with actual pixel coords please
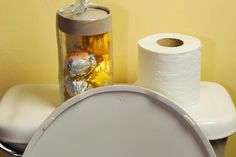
left=137, top=33, right=201, bottom=107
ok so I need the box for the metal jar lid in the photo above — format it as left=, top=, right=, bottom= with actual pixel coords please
left=57, top=4, right=112, bottom=35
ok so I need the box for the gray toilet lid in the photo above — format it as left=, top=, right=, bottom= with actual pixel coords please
left=23, top=85, right=216, bottom=157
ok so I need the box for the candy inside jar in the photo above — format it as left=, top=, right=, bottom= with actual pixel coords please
left=63, top=33, right=112, bottom=100
left=82, top=33, right=110, bottom=55
left=57, top=4, right=112, bottom=101
left=87, top=55, right=112, bottom=87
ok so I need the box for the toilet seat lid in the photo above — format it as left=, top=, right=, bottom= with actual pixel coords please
left=23, top=85, right=216, bottom=157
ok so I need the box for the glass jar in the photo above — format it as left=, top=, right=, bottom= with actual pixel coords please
left=56, top=4, right=112, bottom=101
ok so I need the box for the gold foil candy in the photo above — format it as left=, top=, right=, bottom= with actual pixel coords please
left=82, top=33, right=109, bottom=55
left=87, top=58, right=111, bottom=87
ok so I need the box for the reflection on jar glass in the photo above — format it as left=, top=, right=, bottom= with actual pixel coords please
left=57, top=4, right=112, bottom=101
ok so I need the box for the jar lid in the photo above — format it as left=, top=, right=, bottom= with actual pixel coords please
left=57, top=4, right=112, bottom=35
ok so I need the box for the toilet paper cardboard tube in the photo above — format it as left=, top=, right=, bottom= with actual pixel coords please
left=156, top=38, right=184, bottom=47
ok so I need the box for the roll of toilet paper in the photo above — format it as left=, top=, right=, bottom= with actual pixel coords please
left=137, top=33, right=201, bottom=107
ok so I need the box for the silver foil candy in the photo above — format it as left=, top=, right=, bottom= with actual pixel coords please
left=65, top=76, right=92, bottom=97
left=66, top=51, right=96, bottom=78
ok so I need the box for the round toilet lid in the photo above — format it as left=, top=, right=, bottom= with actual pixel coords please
left=22, top=85, right=216, bottom=157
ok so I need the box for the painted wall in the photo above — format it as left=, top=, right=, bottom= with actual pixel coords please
left=0, top=0, right=236, bottom=156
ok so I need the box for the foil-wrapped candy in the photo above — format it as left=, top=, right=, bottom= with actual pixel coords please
left=82, top=33, right=109, bottom=55
left=65, top=49, right=96, bottom=78
left=87, top=57, right=112, bottom=87
left=65, top=35, right=82, bottom=53
left=64, top=76, right=92, bottom=97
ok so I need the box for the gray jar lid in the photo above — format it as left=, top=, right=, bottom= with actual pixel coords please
left=57, top=4, right=112, bottom=35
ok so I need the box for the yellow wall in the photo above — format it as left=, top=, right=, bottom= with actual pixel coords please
left=0, top=0, right=236, bottom=156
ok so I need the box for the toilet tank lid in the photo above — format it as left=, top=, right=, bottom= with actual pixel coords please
left=0, top=84, right=60, bottom=144
left=184, top=82, right=236, bottom=140
left=23, top=85, right=216, bottom=157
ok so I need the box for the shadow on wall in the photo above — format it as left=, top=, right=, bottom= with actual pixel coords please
left=198, top=35, right=216, bottom=81
left=225, top=133, right=236, bottom=157
left=220, top=84, right=236, bottom=104
left=198, top=35, right=236, bottom=104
